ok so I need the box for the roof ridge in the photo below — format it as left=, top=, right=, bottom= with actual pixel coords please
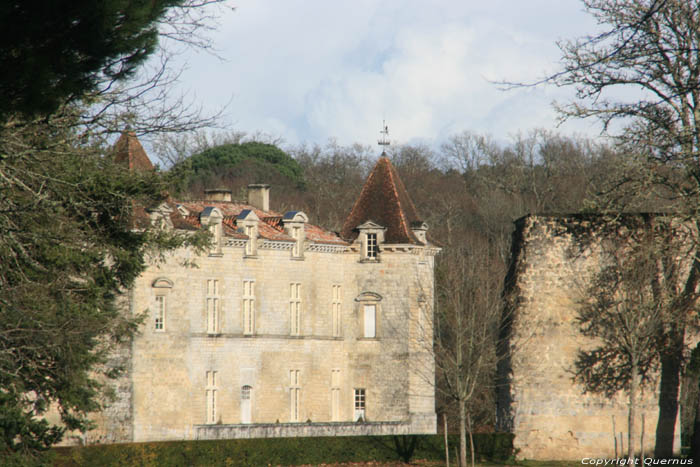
left=384, top=158, right=413, bottom=242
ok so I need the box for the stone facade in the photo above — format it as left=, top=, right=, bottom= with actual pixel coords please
left=76, top=135, right=438, bottom=444
left=497, top=215, right=682, bottom=460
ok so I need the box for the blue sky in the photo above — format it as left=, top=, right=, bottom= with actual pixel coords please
left=167, top=0, right=608, bottom=147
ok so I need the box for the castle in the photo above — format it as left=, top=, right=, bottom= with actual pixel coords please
left=83, top=132, right=439, bottom=444
left=497, top=215, right=684, bottom=459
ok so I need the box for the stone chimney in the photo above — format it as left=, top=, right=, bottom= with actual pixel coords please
left=204, top=188, right=232, bottom=202
left=247, top=184, right=270, bottom=211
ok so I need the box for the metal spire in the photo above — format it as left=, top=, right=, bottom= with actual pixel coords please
left=378, top=120, right=390, bottom=155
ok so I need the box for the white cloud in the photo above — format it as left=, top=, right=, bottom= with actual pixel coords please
left=167, top=0, right=606, bottom=147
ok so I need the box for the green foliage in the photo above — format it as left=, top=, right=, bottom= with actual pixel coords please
left=0, top=118, right=210, bottom=460
left=52, top=433, right=514, bottom=466
left=0, top=392, right=62, bottom=462
left=0, top=0, right=184, bottom=118
left=180, top=142, right=305, bottom=193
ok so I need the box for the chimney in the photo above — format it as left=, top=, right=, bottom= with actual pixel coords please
left=204, top=188, right=232, bottom=202
left=247, top=184, right=270, bottom=211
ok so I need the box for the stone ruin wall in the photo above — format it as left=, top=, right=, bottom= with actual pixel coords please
left=497, top=215, right=681, bottom=460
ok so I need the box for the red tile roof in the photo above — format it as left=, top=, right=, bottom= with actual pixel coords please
left=114, top=131, right=155, bottom=172
left=115, top=132, right=347, bottom=246
left=176, top=200, right=346, bottom=244
left=341, top=156, right=423, bottom=244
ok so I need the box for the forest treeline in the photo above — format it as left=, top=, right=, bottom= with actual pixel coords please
left=163, top=128, right=622, bottom=255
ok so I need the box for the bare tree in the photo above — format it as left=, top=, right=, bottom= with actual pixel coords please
left=575, top=222, right=687, bottom=458
left=431, top=241, right=504, bottom=467
left=502, top=2, right=700, bottom=454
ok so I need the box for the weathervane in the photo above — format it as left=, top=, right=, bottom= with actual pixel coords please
left=378, top=120, right=390, bottom=153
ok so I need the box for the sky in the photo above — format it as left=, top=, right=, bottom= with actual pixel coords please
left=166, top=0, right=607, bottom=148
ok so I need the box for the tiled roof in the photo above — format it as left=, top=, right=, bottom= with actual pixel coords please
left=176, top=200, right=346, bottom=244
left=115, top=132, right=347, bottom=246
left=305, top=224, right=347, bottom=245
left=341, top=156, right=423, bottom=244
left=114, top=131, right=155, bottom=172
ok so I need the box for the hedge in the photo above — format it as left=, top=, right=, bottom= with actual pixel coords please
left=51, top=433, right=513, bottom=466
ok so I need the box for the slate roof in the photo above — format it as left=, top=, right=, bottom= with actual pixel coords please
left=114, top=131, right=155, bottom=172
left=341, top=156, right=423, bottom=245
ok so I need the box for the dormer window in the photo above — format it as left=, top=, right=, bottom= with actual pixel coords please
left=282, top=211, right=308, bottom=259
left=147, top=202, right=174, bottom=231
left=366, top=233, right=378, bottom=259
left=245, top=225, right=255, bottom=255
left=410, top=221, right=428, bottom=244
left=356, top=221, right=386, bottom=262
left=238, top=209, right=260, bottom=258
left=200, top=207, right=223, bottom=256
left=292, top=226, right=302, bottom=256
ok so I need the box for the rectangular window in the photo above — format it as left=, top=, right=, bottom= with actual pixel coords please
left=332, top=285, right=341, bottom=337
left=206, top=279, right=219, bottom=334
left=245, top=225, right=255, bottom=256
left=211, top=223, right=222, bottom=255
left=290, top=283, right=301, bottom=335
left=290, top=370, right=301, bottom=422
left=331, top=369, right=341, bottom=421
left=366, top=233, right=377, bottom=259
left=363, top=305, right=376, bottom=338
left=354, top=388, right=366, bottom=421
left=206, top=370, right=218, bottom=424
left=243, top=280, right=255, bottom=335
left=154, top=295, right=165, bottom=331
left=292, top=226, right=301, bottom=257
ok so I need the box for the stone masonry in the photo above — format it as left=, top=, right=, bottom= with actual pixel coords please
left=74, top=134, right=439, bottom=444
left=497, top=215, right=682, bottom=460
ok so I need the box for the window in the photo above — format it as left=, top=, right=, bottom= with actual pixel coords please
left=290, top=283, right=302, bottom=335
left=290, top=370, right=301, bottom=422
left=331, top=370, right=341, bottom=421
left=243, top=280, right=255, bottom=335
left=282, top=211, right=307, bottom=259
left=211, top=222, right=222, bottom=255
left=201, top=207, right=223, bottom=256
left=366, top=233, right=378, bottom=259
left=292, top=226, right=301, bottom=257
left=363, top=305, right=376, bottom=338
left=206, top=371, right=218, bottom=424
left=354, top=388, right=366, bottom=421
left=241, top=385, right=252, bottom=424
left=154, top=295, right=165, bottom=331
left=332, top=285, right=342, bottom=337
left=245, top=225, right=256, bottom=256
left=206, top=279, right=219, bottom=334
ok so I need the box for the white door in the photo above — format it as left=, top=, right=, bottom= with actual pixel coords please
left=241, top=385, right=252, bottom=423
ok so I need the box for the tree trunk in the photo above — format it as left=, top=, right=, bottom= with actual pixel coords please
left=691, top=376, right=700, bottom=464
left=629, top=364, right=638, bottom=460
left=655, top=334, right=683, bottom=458
left=459, top=399, right=467, bottom=467
left=444, top=413, right=450, bottom=467
left=467, top=410, right=475, bottom=467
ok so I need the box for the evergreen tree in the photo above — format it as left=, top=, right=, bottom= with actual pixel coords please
left=0, top=0, right=188, bottom=119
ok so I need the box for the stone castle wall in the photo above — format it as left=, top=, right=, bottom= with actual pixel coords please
left=86, top=240, right=436, bottom=443
left=497, top=215, right=681, bottom=460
